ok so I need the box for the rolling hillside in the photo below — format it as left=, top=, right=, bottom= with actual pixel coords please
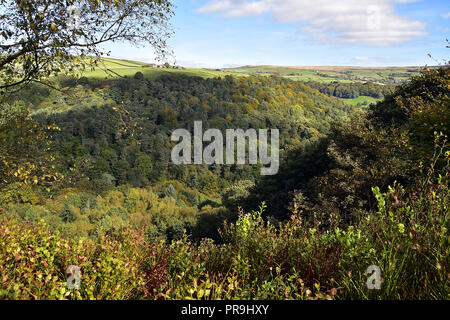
left=69, top=57, right=428, bottom=109
left=224, top=65, right=429, bottom=84
left=77, top=58, right=427, bottom=85
left=78, top=57, right=233, bottom=79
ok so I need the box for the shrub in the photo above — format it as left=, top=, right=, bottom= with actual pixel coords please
left=0, top=211, right=147, bottom=299
left=134, top=72, right=144, bottom=80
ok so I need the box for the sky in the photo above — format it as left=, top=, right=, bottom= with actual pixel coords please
left=105, top=0, right=450, bottom=68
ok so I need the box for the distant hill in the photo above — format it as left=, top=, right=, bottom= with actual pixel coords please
left=77, top=58, right=430, bottom=85
left=79, top=57, right=232, bottom=79
left=223, top=65, right=432, bottom=84
left=70, top=58, right=426, bottom=108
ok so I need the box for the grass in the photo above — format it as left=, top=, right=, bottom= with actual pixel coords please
left=343, top=96, right=381, bottom=107
left=78, top=58, right=234, bottom=80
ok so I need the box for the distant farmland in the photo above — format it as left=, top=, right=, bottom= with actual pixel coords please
left=78, top=58, right=233, bottom=79
left=74, top=58, right=426, bottom=108
left=224, top=65, right=431, bottom=84
left=78, top=58, right=427, bottom=85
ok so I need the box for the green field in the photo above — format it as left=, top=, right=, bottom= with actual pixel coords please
left=343, top=96, right=381, bottom=107
left=76, top=58, right=425, bottom=86
left=76, top=58, right=425, bottom=85
left=79, top=57, right=233, bottom=79
left=224, top=65, right=426, bottom=84
left=73, top=58, right=423, bottom=108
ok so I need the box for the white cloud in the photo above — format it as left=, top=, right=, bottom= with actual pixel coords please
left=197, top=0, right=269, bottom=17
left=352, top=56, right=395, bottom=64
left=442, top=12, right=450, bottom=19
left=196, top=0, right=269, bottom=18
left=196, top=0, right=427, bottom=46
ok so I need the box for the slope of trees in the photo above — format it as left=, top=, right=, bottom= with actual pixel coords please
left=1, top=135, right=448, bottom=299
left=244, top=67, right=449, bottom=226
left=0, top=66, right=448, bottom=300
left=1, top=73, right=351, bottom=240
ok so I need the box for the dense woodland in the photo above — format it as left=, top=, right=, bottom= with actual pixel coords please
left=306, top=81, right=396, bottom=99
left=1, top=74, right=351, bottom=240
left=0, top=65, right=448, bottom=299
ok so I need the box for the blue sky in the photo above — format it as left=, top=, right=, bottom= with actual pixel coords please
left=105, top=0, right=449, bottom=68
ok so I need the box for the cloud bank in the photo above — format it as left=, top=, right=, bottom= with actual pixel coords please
left=196, top=0, right=427, bottom=46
